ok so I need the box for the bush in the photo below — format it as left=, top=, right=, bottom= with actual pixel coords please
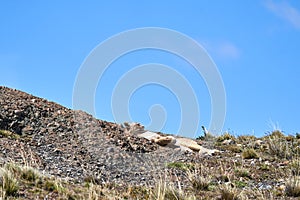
left=286, top=176, right=300, bottom=197
left=242, top=148, right=258, bottom=159
left=44, top=179, right=64, bottom=192
left=268, top=130, right=285, bottom=138
left=21, top=166, right=40, bottom=182
left=187, top=167, right=212, bottom=191
left=219, top=185, right=239, bottom=200
left=266, top=131, right=292, bottom=159
left=217, top=132, right=235, bottom=143
left=0, top=169, right=19, bottom=197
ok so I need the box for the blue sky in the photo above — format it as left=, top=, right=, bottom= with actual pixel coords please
left=1, top=1, right=300, bottom=137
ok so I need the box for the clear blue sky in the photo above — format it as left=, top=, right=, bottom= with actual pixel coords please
left=1, top=1, right=300, bottom=137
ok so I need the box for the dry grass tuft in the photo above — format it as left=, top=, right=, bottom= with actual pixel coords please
left=219, top=184, right=240, bottom=200
left=242, top=148, right=259, bottom=159
left=0, top=168, right=19, bottom=197
left=285, top=176, right=300, bottom=197
left=265, top=131, right=293, bottom=159
left=21, top=166, right=40, bottom=182
left=217, top=132, right=235, bottom=143
left=151, top=177, right=181, bottom=200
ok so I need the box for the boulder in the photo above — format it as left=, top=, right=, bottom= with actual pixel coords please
left=138, top=131, right=220, bottom=155
left=175, top=138, right=202, bottom=151
left=222, top=139, right=235, bottom=145
left=138, top=132, right=178, bottom=147
left=154, top=136, right=173, bottom=146
left=138, top=131, right=161, bottom=140
left=199, top=147, right=220, bottom=156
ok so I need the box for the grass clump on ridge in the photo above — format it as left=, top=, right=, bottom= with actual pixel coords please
left=242, top=148, right=259, bottom=159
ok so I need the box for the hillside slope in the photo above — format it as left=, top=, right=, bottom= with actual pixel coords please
left=1, top=86, right=300, bottom=199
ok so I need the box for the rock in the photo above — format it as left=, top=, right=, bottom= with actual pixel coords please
left=22, top=125, right=34, bottom=135
left=199, top=147, right=220, bottom=156
left=278, top=160, right=289, bottom=166
left=124, top=122, right=145, bottom=134
left=277, top=184, right=286, bottom=192
left=138, top=131, right=161, bottom=140
left=254, top=140, right=264, bottom=149
left=139, top=132, right=201, bottom=151
left=153, top=136, right=173, bottom=146
left=138, top=132, right=216, bottom=153
left=179, top=145, right=194, bottom=152
left=222, top=139, right=235, bottom=145
left=175, top=138, right=202, bottom=151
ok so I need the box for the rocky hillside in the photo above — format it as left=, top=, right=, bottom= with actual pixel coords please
left=1, top=86, right=300, bottom=199
left=0, top=86, right=203, bottom=185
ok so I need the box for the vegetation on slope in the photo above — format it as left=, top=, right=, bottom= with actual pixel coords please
left=1, top=129, right=300, bottom=199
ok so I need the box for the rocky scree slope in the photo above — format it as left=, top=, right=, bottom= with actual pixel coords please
left=0, top=86, right=201, bottom=186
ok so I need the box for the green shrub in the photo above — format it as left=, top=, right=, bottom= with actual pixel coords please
left=234, top=180, right=247, bottom=188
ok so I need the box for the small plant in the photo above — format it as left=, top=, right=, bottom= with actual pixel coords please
left=268, top=130, right=285, bottom=138
left=224, top=145, right=242, bottom=153
left=219, top=184, right=239, bottom=200
left=260, top=164, right=269, bottom=171
left=237, top=135, right=256, bottom=142
left=286, top=135, right=294, bottom=142
left=151, top=177, right=182, bottom=200
left=187, top=168, right=212, bottom=191
left=0, top=168, right=19, bottom=197
left=0, top=130, right=19, bottom=139
left=285, top=176, right=300, bottom=197
left=4, top=163, right=22, bottom=176
left=234, top=180, right=247, bottom=188
left=166, top=162, right=194, bottom=171
left=83, top=175, right=101, bottom=185
left=87, top=183, right=101, bottom=200
left=217, top=132, right=235, bottom=143
left=163, top=188, right=182, bottom=200
left=265, top=131, right=292, bottom=159
left=44, top=179, right=64, bottom=192
left=21, top=166, right=40, bottom=182
left=290, top=159, right=300, bottom=176
left=235, top=168, right=251, bottom=179
left=242, top=148, right=258, bottom=159
left=126, top=186, right=150, bottom=200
